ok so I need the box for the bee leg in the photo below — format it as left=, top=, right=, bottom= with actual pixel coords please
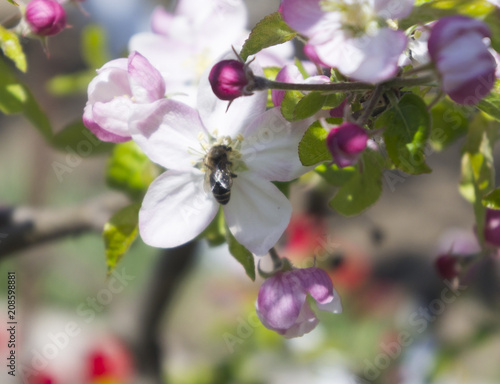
left=231, top=173, right=238, bottom=178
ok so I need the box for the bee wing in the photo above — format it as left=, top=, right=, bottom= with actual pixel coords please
left=203, top=171, right=212, bottom=194
left=213, top=167, right=233, bottom=190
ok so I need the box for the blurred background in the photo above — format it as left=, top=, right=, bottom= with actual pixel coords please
left=1, top=0, right=500, bottom=383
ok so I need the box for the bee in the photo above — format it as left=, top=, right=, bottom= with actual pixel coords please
left=204, top=145, right=237, bottom=205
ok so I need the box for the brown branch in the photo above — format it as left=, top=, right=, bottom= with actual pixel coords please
left=129, top=241, right=199, bottom=384
left=0, top=192, right=130, bottom=257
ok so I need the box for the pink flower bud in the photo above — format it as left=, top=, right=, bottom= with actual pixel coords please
left=26, top=0, right=66, bottom=37
left=326, top=122, right=368, bottom=168
left=428, top=15, right=496, bottom=105
left=435, top=254, right=459, bottom=280
left=209, top=60, right=249, bottom=101
left=256, top=267, right=342, bottom=338
left=484, top=208, right=500, bottom=247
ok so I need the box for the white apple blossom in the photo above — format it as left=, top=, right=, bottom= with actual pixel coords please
left=129, top=0, right=293, bottom=105
left=129, top=66, right=311, bottom=256
left=280, top=0, right=414, bottom=83
left=83, top=51, right=165, bottom=143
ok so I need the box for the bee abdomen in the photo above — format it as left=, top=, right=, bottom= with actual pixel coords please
left=212, top=183, right=231, bottom=205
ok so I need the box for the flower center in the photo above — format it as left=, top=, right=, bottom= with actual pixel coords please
left=320, top=0, right=380, bottom=36
left=193, top=134, right=246, bottom=173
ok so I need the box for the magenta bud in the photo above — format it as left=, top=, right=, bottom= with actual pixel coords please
left=428, top=15, right=496, bottom=105
left=484, top=208, right=500, bottom=247
left=26, top=0, right=66, bottom=37
left=435, top=254, right=459, bottom=280
left=326, top=122, right=368, bottom=168
left=209, top=60, right=249, bottom=101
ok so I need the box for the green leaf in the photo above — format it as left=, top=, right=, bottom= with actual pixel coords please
left=429, top=98, right=469, bottom=151
left=273, top=181, right=292, bottom=198
left=52, top=120, right=114, bottom=155
left=0, top=25, right=26, bottom=72
left=81, top=24, right=111, bottom=69
left=329, top=150, right=384, bottom=216
left=459, top=113, right=497, bottom=245
left=47, top=71, right=95, bottom=96
left=477, top=80, right=500, bottom=122
left=315, top=163, right=356, bottom=187
left=294, top=57, right=309, bottom=79
left=298, top=120, right=332, bottom=166
left=106, top=141, right=160, bottom=200
left=4, top=0, right=18, bottom=5
left=482, top=188, right=500, bottom=209
left=401, top=0, right=494, bottom=30
left=263, top=66, right=281, bottom=108
left=280, top=90, right=303, bottom=121
left=323, top=92, right=346, bottom=109
left=226, top=226, right=255, bottom=281
left=240, top=12, right=297, bottom=61
left=293, top=91, right=326, bottom=121
left=485, top=9, right=500, bottom=52
left=199, top=209, right=226, bottom=247
left=0, top=57, right=52, bottom=140
left=377, top=93, right=431, bottom=175
left=103, top=203, right=140, bottom=276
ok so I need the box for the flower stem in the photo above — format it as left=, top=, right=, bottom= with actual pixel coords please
left=254, top=74, right=437, bottom=94
left=262, top=78, right=375, bottom=92
left=356, top=84, right=384, bottom=126
left=269, top=247, right=283, bottom=270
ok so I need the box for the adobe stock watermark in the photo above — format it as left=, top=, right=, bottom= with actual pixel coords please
left=223, top=312, right=262, bottom=353
left=51, top=129, right=103, bottom=183
left=17, top=267, right=134, bottom=383
left=362, top=279, right=467, bottom=381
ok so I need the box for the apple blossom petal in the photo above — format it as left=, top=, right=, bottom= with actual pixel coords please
left=293, top=267, right=334, bottom=305
left=197, top=61, right=267, bottom=137
left=374, top=0, right=414, bottom=20
left=280, top=0, right=332, bottom=36
left=241, top=108, right=311, bottom=181
left=129, top=99, right=207, bottom=171
left=256, top=271, right=307, bottom=330
left=97, top=57, right=128, bottom=72
left=151, top=6, right=174, bottom=35
left=139, top=170, right=218, bottom=248
left=175, top=0, right=247, bottom=52
left=86, top=64, right=130, bottom=104
left=281, top=302, right=319, bottom=338
left=316, top=287, right=343, bottom=314
left=271, top=64, right=303, bottom=107
left=313, top=28, right=406, bottom=83
left=254, top=40, right=294, bottom=68
left=428, top=16, right=490, bottom=60
left=91, top=97, right=134, bottom=137
left=349, top=29, right=407, bottom=83
left=127, top=51, right=166, bottom=103
left=83, top=105, right=131, bottom=143
left=129, top=33, right=196, bottom=86
left=223, top=172, right=291, bottom=256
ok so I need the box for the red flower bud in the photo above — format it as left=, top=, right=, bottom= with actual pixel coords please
left=428, top=15, right=496, bottom=105
left=435, top=254, right=459, bottom=280
left=326, top=122, right=368, bottom=168
left=26, top=0, right=66, bottom=37
left=484, top=208, right=500, bottom=247
left=209, top=60, right=249, bottom=101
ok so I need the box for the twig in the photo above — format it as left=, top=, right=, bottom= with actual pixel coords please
left=130, top=241, right=199, bottom=384
left=0, top=192, right=130, bottom=257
